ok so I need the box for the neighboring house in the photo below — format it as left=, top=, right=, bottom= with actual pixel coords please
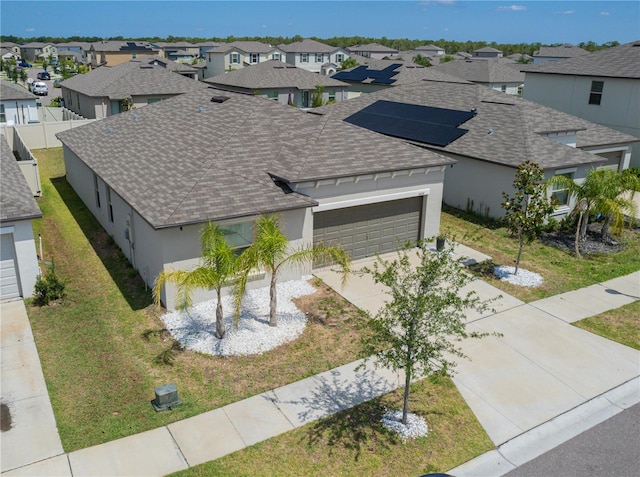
left=20, top=42, right=58, bottom=62
left=278, top=38, right=351, bottom=75
left=56, top=50, right=83, bottom=66
left=347, top=43, right=399, bottom=59
left=204, top=60, right=349, bottom=108
left=197, top=41, right=224, bottom=58
left=506, top=53, right=533, bottom=63
left=88, top=41, right=160, bottom=67
left=154, top=42, right=201, bottom=61
left=1, top=47, right=20, bottom=62
left=0, top=81, right=39, bottom=125
left=472, top=47, right=503, bottom=58
left=56, top=87, right=454, bottom=309
left=316, top=78, right=637, bottom=220
left=55, top=42, right=91, bottom=63
left=532, top=44, right=590, bottom=63
left=0, top=134, right=42, bottom=300
left=522, top=41, right=640, bottom=166
left=136, top=55, right=199, bottom=80
left=60, top=59, right=205, bottom=118
left=0, top=42, right=22, bottom=58
left=431, top=58, right=525, bottom=95
left=332, top=59, right=468, bottom=98
left=199, top=41, right=286, bottom=80
left=415, top=44, right=445, bottom=56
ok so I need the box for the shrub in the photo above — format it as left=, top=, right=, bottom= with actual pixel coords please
left=33, top=259, right=66, bottom=306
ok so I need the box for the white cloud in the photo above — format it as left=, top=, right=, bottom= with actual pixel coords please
left=556, top=10, right=576, bottom=15
left=600, top=11, right=610, bottom=16
left=26, top=27, right=35, bottom=32
left=421, top=0, right=457, bottom=5
left=497, top=5, right=527, bottom=12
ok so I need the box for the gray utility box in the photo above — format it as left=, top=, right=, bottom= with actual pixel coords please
left=151, top=383, right=182, bottom=411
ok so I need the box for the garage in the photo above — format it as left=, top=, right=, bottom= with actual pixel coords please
left=1, top=233, right=21, bottom=300
left=313, top=197, right=422, bottom=262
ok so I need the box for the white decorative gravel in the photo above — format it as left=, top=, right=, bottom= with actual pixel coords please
left=381, top=409, right=428, bottom=440
left=494, top=265, right=543, bottom=287
left=161, top=278, right=316, bottom=356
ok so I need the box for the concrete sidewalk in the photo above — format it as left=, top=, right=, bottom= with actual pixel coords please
left=1, top=257, right=638, bottom=476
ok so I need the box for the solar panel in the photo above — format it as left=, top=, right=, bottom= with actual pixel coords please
left=344, top=100, right=475, bottom=147
left=332, top=64, right=402, bottom=84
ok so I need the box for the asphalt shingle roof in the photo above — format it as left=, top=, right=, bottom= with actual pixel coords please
left=1, top=80, right=37, bottom=101
left=205, top=60, right=348, bottom=90
left=533, top=45, right=590, bottom=59
left=60, top=60, right=206, bottom=98
left=348, top=43, right=398, bottom=53
left=278, top=39, right=335, bottom=53
left=56, top=88, right=452, bottom=229
left=214, top=41, right=277, bottom=54
left=522, top=41, right=640, bottom=79
left=316, top=79, right=638, bottom=169
left=431, top=58, right=525, bottom=83
left=0, top=135, right=42, bottom=223
left=332, top=59, right=470, bottom=86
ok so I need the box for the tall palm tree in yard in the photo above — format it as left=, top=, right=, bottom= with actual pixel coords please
left=547, top=169, right=638, bottom=258
left=153, top=223, right=238, bottom=339
left=237, top=214, right=350, bottom=327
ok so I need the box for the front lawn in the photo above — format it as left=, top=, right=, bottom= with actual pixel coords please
left=574, top=300, right=640, bottom=350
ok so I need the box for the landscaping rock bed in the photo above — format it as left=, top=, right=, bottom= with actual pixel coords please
left=541, top=228, right=627, bottom=255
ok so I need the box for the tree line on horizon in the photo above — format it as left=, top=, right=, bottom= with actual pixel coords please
left=0, top=34, right=621, bottom=56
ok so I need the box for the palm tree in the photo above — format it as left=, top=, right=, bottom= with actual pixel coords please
left=236, top=214, right=350, bottom=327
left=153, top=222, right=238, bottom=339
left=547, top=169, right=638, bottom=257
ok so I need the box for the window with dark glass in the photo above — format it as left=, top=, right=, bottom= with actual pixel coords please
left=589, top=81, right=604, bottom=105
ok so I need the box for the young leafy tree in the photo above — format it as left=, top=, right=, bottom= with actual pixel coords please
left=236, top=214, right=350, bottom=327
left=339, top=57, right=359, bottom=70
left=360, top=240, right=495, bottom=425
left=412, top=54, right=431, bottom=67
left=153, top=222, right=238, bottom=339
left=311, top=84, right=325, bottom=108
left=502, top=161, right=555, bottom=274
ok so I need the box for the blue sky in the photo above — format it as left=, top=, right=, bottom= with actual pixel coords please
left=1, top=1, right=638, bottom=44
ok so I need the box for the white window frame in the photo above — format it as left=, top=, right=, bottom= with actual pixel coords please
left=249, top=53, right=259, bottom=63
left=272, top=53, right=281, bottom=61
left=550, top=168, right=576, bottom=208
left=229, top=53, right=240, bottom=64
left=589, top=80, right=604, bottom=105
left=336, top=53, right=344, bottom=63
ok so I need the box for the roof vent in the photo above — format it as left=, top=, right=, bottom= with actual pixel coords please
left=488, top=128, right=494, bottom=135
left=198, top=106, right=204, bottom=113
left=211, top=96, right=230, bottom=103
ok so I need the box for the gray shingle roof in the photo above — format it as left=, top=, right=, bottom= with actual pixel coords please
left=316, top=79, right=638, bottom=170
left=0, top=135, right=42, bottom=223
left=1, top=80, right=37, bottom=101
left=431, top=58, right=525, bottom=83
left=348, top=43, right=398, bottom=53
left=278, top=39, right=335, bottom=53
left=522, top=41, right=640, bottom=79
left=60, top=60, right=206, bottom=98
left=533, top=45, right=590, bottom=59
left=205, top=60, right=348, bottom=90
left=474, top=47, right=502, bottom=53
left=332, top=59, right=470, bottom=86
left=214, top=41, right=277, bottom=54
left=56, top=88, right=452, bottom=229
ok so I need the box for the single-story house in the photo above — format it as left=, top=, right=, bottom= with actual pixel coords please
left=472, top=47, right=503, bottom=58
left=532, top=44, right=590, bottom=63
left=56, top=87, right=454, bottom=309
left=1, top=81, right=39, bottom=125
left=0, top=134, right=42, bottom=300
left=430, top=58, right=525, bottom=96
left=204, top=60, right=349, bottom=108
left=60, top=59, right=206, bottom=118
left=347, top=43, right=399, bottom=60
left=316, top=79, right=638, bottom=220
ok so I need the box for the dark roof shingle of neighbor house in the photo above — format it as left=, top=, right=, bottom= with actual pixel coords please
left=60, top=60, right=206, bottom=98
left=522, top=41, right=640, bottom=79
left=0, top=135, right=42, bottom=222
left=278, top=38, right=335, bottom=53
left=0, top=80, right=36, bottom=100
left=316, top=79, right=638, bottom=170
left=333, top=59, right=470, bottom=86
left=348, top=43, right=398, bottom=54
left=205, top=60, right=348, bottom=90
left=56, top=87, right=453, bottom=229
left=431, top=58, right=525, bottom=84
left=533, top=44, right=590, bottom=59
left=215, top=41, right=276, bottom=54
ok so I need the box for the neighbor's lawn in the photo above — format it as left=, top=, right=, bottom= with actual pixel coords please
left=574, top=300, right=640, bottom=350
left=168, top=376, right=493, bottom=477
left=441, top=205, right=640, bottom=302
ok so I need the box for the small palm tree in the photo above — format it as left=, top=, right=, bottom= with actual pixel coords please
left=153, top=222, right=238, bottom=339
left=236, top=214, right=350, bottom=327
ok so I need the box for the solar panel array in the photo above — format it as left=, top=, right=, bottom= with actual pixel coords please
left=332, top=63, right=403, bottom=85
left=344, top=100, right=475, bottom=147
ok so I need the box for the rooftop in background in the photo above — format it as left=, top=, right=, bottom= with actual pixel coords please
left=277, top=38, right=336, bottom=53
left=0, top=80, right=37, bottom=101
left=533, top=44, right=591, bottom=59
left=431, top=57, right=525, bottom=84
left=0, top=135, right=42, bottom=223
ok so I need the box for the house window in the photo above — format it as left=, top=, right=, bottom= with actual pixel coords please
left=272, top=53, right=281, bottom=61
left=107, top=187, right=114, bottom=222
left=551, top=172, right=573, bottom=207
left=300, top=53, right=309, bottom=63
left=315, top=53, right=323, bottom=62
left=517, top=85, right=523, bottom=96
left=147, top=98, right=160, bottom=104
left=94, top=174, right=101, bottom=208
left=361, top=51, right=371, bottom=58
left=501, top=84, right=507, bottom=93
left=589, top=81, right=604, bottom=105
left=266, top=91, right=278, bottom=101
left=0, top=104, right=5, bottom=123
left=221, top=221, right=253, bottom=255
left=131, top=53, right=137, bottom=59
left=328, top=90, right=335, bottom=102
left=230, top=53, right=240, bottom=64
left=249, top=53, right=259, bottom=63
left=336, top=53, right=344, bottom=63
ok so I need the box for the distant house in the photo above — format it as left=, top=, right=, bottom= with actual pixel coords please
left=415, top=44, right=445, bottom=56
left=532, top=44, right=590, bottom=63
left=0, top=134, right=42, bottom=300
left=88, top=41, right=160, bottom=67
left=200, top=41, right=286, bottom=80
left=472, top=47, right=503, bottom=58
left=0, top=81, right=38, bottom=125
left=317, top=78, right=637, bottom=220
left=506, top=53, right=533, bottom=63
left=56, top=88, right=453, bottom=309
left=155, top=42, right=201, bottom=61
left=431, top=58, right=525, bottom=95
left=0, top=42, right=22, bottom=58
left=136, top=54, right=199, bottom=80
left=278, top=38, right=351, bottom=75
left=522, top=41, right=640, bottom=166
left=205, top=60, right=349, bottom=108
left=60, top=59, right=205, bottom=118
left=55, top=42, right=91, bottom=63
left=347, top=43, right=399, bottom=60
left=20, top=42, right=58, bottom=62
left=197, top=41, right=224, bottom=58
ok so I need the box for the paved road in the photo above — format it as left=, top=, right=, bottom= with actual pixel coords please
left=504, top=402, right=640, bottom=477
left=26, top=65, right=62, bottom=104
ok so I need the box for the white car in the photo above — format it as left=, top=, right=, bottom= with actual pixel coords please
left=31, top=81, right=48, bottom=96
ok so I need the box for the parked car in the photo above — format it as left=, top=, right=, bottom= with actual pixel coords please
left=37, top=71, right=51, bottom=80
left=31, top=81, right=48, bottom=96
left=18, top=60, right=32, bottom=68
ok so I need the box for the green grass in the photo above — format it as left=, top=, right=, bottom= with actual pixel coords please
left=441, top=205, right=640, bottom=302
left=574, top=300, right=640, bottom=350
left=168, top=375, right=493, bottom=477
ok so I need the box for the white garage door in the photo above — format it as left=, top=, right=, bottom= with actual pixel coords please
left=313, top=197, right=422, bottom=263
left=1, top=234, right=21, bottom=300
